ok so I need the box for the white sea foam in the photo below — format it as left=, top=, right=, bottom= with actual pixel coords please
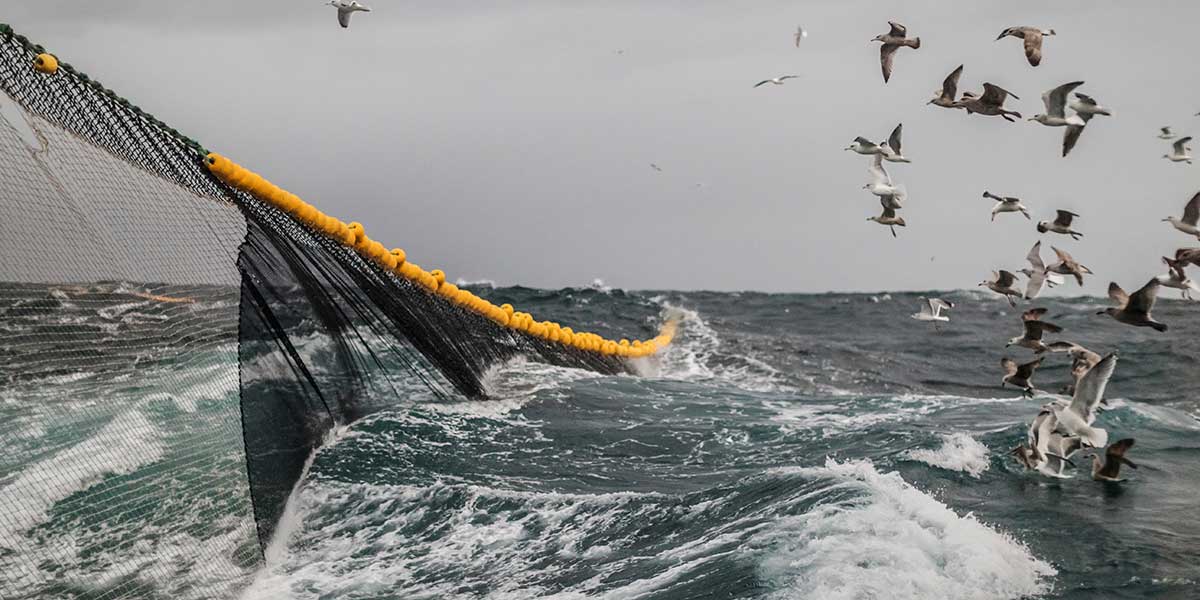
left=651, top=303, right=788, bottom=393
left=905, top=433, right=991, bottom=478
left=455, top=278, right=497, bottom=289
left=754, top=459, right=1054, bottom=600
left=0, top=409, right=165, bottom=546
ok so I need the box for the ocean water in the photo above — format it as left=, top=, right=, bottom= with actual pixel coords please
left=3, top=285, right=1200, bottom=599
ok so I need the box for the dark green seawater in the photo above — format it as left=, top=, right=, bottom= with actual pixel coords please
left=3, top=284, right=1199, bottom=599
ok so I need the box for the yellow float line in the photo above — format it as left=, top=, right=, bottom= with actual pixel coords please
left=204, top=153, right=674, bottom=359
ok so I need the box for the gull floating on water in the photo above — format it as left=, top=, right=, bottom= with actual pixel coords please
left=795, top=26, right=808, bottom=46
left=327, top=0, right=370, bottom=28
left=1158, top=255, right=1200, bottom=300
left=1100, top=279, right=1167, bottom=332
left=996, top=26, right=1056, bottom=67
left=1023, top=241, right=1048, bottom=299
left=911, top=297, right=952, bottom=322
left=867, top=196, right=906, bottom=237
left=1091, top=438, right=1137, bottom=482
left=980, top=270, right=1022, bottom=306
left=1001, top=356, right=1042, bottom=397
left=1158, top=126, right=1175, bottom=140
left=1047, top=246, right=1092, bottom=286
left=1007, top=307, right=1063, bottom=353
left=1037, top=210, right=1082, bottom=239
left=1051, top=352, right=1117, bottom=448
left=1163, top=191, right=1200, bottom=239
left=754, top=75, right=798, bottom=88
left=983, top=191, right=1031, bottom=221
left=958, top=83, right=1022, bottom=122
left=880, top=123, right=910, bottom=163
left=928, top=64, right=964, bottom=109
left=872, top=21, right=920, bottom=83
left=1164, top=136, right=1193, bottom=163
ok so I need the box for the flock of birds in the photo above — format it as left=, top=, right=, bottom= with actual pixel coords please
left=841, top=20, right=1200, bottom=483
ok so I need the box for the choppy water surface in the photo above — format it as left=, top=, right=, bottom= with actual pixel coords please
left=4, top=285, right=1200, bottom=599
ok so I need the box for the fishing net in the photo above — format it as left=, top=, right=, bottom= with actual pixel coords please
left=0, top=25, right=673, bottom=598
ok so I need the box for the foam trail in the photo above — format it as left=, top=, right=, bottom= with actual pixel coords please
left=754, top=459, right=1053, bottom=600
left=0, top=409, right=164, bottom=547
left=905, top=433, right=992, bottom=478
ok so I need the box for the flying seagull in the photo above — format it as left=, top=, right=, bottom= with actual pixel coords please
left=911, top=297, right=952, bottom=322
left=1100, top=279, right=1167, bottom=332
left=1048, top=341, right=1102, bottom=396
left=795, top=26, right=808, bottom=46
left=1016, top=410, right=1082, bottom=478
left=958, top=83, right=1022, bottom=122
left=327, top=0, right=370, bottom=28
left=1037, top=210, right=1082, bottom=239
left=983, top=191, right=1031, bottom=221
left=1006, top=307, right=1063, bottom=353
left=880, top=123, right=910, bottom=163
left=928, top=64, right=964, bottom=109
left=1091, top=438, right=1137, bottom=482
left=864, top=154, right=905, bottom=205
left=1001, top=356, right=1042, bottom=397
left=754, top=75, right=798, bottom=88
left=1163, top=191, right=1200, bottom=239
left=1023, top=241, right=1049, bottom=299
left=1158, top=126, right=1175, bottom=140
left=996, top=26, right=1056, bottom=66
left=980, top=270, right=1022, bottom=306
left=867, top=196, right=906, bottom=237
left=1069, top=93, right=1113, bottom=118
left=1164, top=136, right=1193, bottom=163
left=1030, top=81, right=1086, bottom=127
left=1051, top=352, right=1117, bottom=449
left=1047, top=246, right=1092, bottom=286
left=872, top=21, right=921, bottom=83
left=845, top=136, right=885, bottom=155
left=650, top=163, right=663, bottom=172
left=1158, top=255, right=1200, bottom=300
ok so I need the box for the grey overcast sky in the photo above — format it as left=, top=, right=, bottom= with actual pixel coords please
left=6, top=1, right=1200, bottom=293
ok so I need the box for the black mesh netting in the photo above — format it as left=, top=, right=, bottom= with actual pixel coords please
left=0, top=26, right=643, bottom=599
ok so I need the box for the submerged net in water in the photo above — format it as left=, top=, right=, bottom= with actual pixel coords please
left=0, top=25, right=674, bottom=599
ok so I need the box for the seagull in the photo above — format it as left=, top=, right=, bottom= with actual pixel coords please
left=1164, top=136, right=1193, bottom=163
left=867, top=197, right=906, bottom=237
left=1163, top=191, right=1200, bottom=239
left=880, top=123, right=911, bottom=163
left=1099, top=279, right=1168, bottom=332
left=1176, top=247, right=1200, bottom=268
left=1158, top=126, right=1176, bottom=140
left=845, top=136, right=885, bottom=155
left=979, top=270, right=1023, bottom=306
left=1020, top=268, right=1065, bottom=289
left=795, top=26, right=808, bottom=46
left=1091, top=438, right=1137, bottom=482
left=1037, top=210, right=1083, bottom=239
left=911, top=297, right=952, bottom=322
left=1069, top=93, right=1113, bottom=118
left=1029, top=81, right=1086, bottom=127
left=958, top=83, right=1023, bottom=122
left=327, top=0, right=371, bottom=28
left=864, top=154, right=905, bottom=205
left=872, top=21, right=921, bottom=83
left=1048, top=341, right=1102, bottom=395
left=928, top=64, right=964, bottom=109
left=1047, top=246, right=1092, bottom=286
left=996, top=27, right=1056, bottom=66
left=650, top=163, right=663, bottom=172
left=1006, top=307, right=1063, bottom=353
left=1001, top=356, right=1042, bottom=397
left=754, top=75, right=798, bottom=88
left=1159, top=255, right=1200, bottom=300
left=1023, top=241, right=1048, bottom=299
left=1051, top=352, right=1117, bottom=449
left=983, top=191, right=1031, bottom=221
left=1017, top=410, right=1082, bottom=477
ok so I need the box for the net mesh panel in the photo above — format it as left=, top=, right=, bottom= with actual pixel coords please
left=0, top=28, right=636, bottom=599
